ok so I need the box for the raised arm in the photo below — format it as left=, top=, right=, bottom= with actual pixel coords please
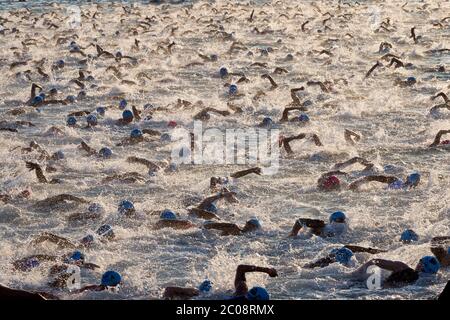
left=163, top=287, right=199, bottom=300
left=289, top=218, right=325, bottom=237
left=204, top=222, right=242, bottom=235
left=344, top=245, right=386, bottom=254
left=333, top=157, right=373, bottom=171
left=429, top=130, right=450, bottom=147
left=234, top=265, right=278, bottom=296
left=30, top=232, right=76, bottom=249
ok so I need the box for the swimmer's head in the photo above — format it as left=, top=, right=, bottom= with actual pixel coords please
left=245, top=287, right=269, bottom=301
left=331, top=247, right=353, bottom=265
left=167, top=120, right=177, bottom=128
left=55, top=59, right=65, bottom=68
left=400, top=229, right=419, bottom=243
left=442, top=140, right=450, bottom=145
left=219, top=67, right=228, bottom=78
left=101, top=271, right=122, bottom=287
left=160, top=209, right=177, bottom=220
left=96, top=224, right=115, bottom=240
left=261, top=117, right=273, bottom=128
left=210, top=54, right=218, bottom=61
left=86, top=114, right=98, bottom=126
left=404, top=172, right=420, bottom=189
left=243, top=218, right=262, bottom=232
left=80, top=234, right=95, bottom=246
left=229, top=84, right=238, bottom=95
left=119, top=99, right=128, bottom=110
left=49, top=88, right=58, bottom=96
left=118, top=200, right=135, bottom=215
left=65, top=250, right=85, bottom=264
left=204, top=203, right=217, bottom=213
left=298, top=113, right=310, bottom=122
left=329, top=211, right=346, bottom=224
left=122, top=110, right=134, bottom=122
left=31, top=95, right=43, bottom=106
left=78, top=90, right=87, bottom=99
left=66, top=95, right=76, bottom=103
left=198, top=279, right=212, bottom=293
left=130, top=128, right=143, bottom=138
left=25, top=257, right=40, bottom=269
left=96, top=107, right=106, bottom=116
left=67, top=115, right=76, bottom=126
left=160, top=133, right=171, bottom=142
left=416, top=256, right=440, bottom=274
left=51, top=150, right=65, bottom=161
left=88, top=203, right=104, bottom=214
left=99, top=147, right=113, bottom=158
left=406, top=76, right=417, bottom=85
left=321, top=176, right=340, bottom=191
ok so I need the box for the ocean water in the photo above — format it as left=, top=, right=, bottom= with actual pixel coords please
left=0, top=0, right=449, bottom=300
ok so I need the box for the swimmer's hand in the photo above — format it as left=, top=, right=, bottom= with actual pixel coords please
left=267, top=268, right=278, bottom=277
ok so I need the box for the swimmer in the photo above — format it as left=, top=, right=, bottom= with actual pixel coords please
left=203, top=217, right=262, bottom=236
left=154, top=210, right=196, bottom=230
left=210, top=167, right=262, bottom=190
left=350, top=256, right=440, bottom=288
left=428, top=130, right=450, bottom=147
left=116, top=129, right=158, bottom=146
left=25, top=162, right=61, bottom=184
left=126, top=156, right=162, bottom=174
left=0, top=284, right=58, bottom=300
left=102, top=172, right=146, bottom=184
left=280, top=107, right=308, bottom=122
left=71, top=271, right=122, bottom=294
left=32, top=194, right=88, bottom=210
left=304, top=246, right=386, bottom=269
left=279, top=133, right=323, bottom=155
left=193, top=107, right=231, bottom=121
left=430, top=237, right=450, bottom=267
left=348, top=172, right=421, bottom=190
left=289, top=211, right=349, bottom=238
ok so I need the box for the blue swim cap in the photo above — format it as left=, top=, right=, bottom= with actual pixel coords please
left=143, top=103, right=154, bottom=110
left=101, top=271, right=122, bottom=287
left=39, top=93, right=46, bottom=99
left=400, top=229, right=419, bottom=243
left=69, top=251, right=85, bottom=262
left=405, top=173, right=420, bottom=188
left=66, top=95, right=76, bottom=103
left=204, top=203, right=217, bottom=213
left=96, top=107, right=106, bottom=116
left=86, top=114, right=97, bottom=126
left=119, top=99, right=128, bottom=110
left=80, top=234, right=94, bottom=246
left=419, top=256, right=440, bottom=274
left=219, top=67, right=228, bottom=78
left=160, top=133, right=171, bottom=142
left=406, top=76, right=417, bottom=84
left=261, top=117, right=273, bottom=127
left=118, top=200, right=135, bottom=214
left=229, top=84, right=238, bottom=95
left=168, top=163, right=178, bottom=172
left=210, top=54, right=218, bottom=61
left=160, top=209, right=177, bottom=220
left=122, top=110, right=133, bottom=120
left=67, top=116, right=78, bottom=127
left=96, top=224, right=114, bottom=238
left=31, top=95, right=43, bottom=106
left=130, top=128, right=143, bottom=138
left=245, top=287, right=269, bottom=301
left=388, top=179, right=404, bottom=190
left=88, top=203, right=103, bottom=213
left=198, top=279, right=212, bottom=293
left=56, top=59, right=65, bottom=68
left=25, top=257, right=40, bottom=269
left=331, top=247, right=353, bottom=265
left=53, top=150, right=65, bottom=160
left=298, top=113, right=310, bottom=122
left=99, top=147, right=113, bottom=158
left=329, top=211, right=346, bottom=223
left=246, top=218, right=262, bottom=229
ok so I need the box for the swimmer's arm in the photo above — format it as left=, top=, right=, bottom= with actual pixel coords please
left=81, top=263, right=101, bottom=270
left=203, top=222, right=241, bottom=235
left=304, top=256, right=335, bottom=269
left=333, top=157, right=373, bottom=170
left=430, top=246, right=450, bottom=267
left=363, top=259, right=410, bottom=273
left=344, top=129, right=361, bottom=145
left=344, top=245, right=386, bottom=254
left=289, top=219, right=325, bottom=237
left=348, top=175, right=398, bottom=190
left=163, top=287, right=199, bottom=300
left=230, top=167, right=262, bottom=178
left=30, top=232, right=76, bottom=249
left=429, top=130, right=450, bottom=147
left=234, top=265, right=278, bottom=296
left=188, top=208, right=221, bottom=220
left=72, top=285, right=106, bottom=294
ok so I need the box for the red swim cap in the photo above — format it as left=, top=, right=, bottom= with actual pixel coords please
left=168, top=121, right=177, bottom=128
left=441, top=140, right=450, bottom=145
left=323, top=176, right=340, bottom=190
